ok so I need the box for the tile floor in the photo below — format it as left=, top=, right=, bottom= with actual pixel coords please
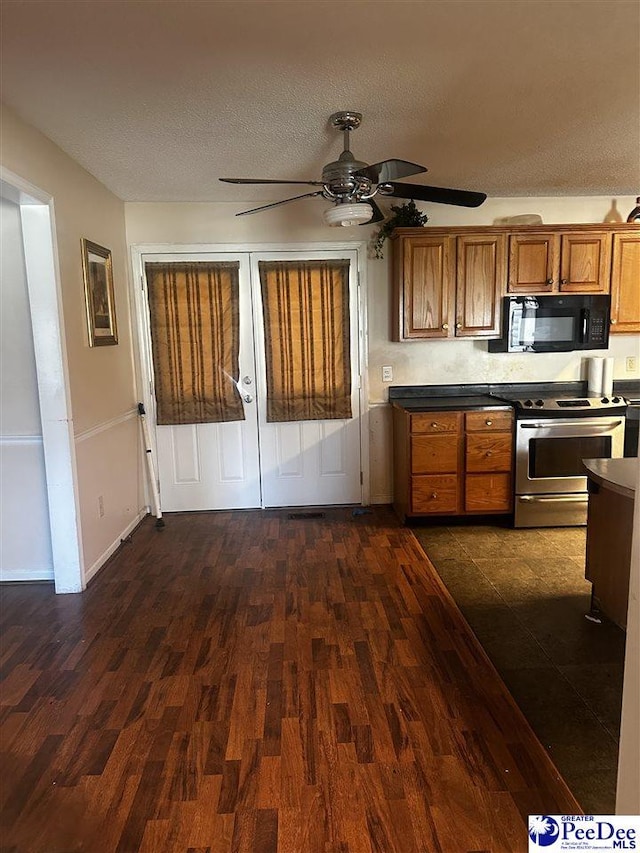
left=410, top=521, right=626, bottom=815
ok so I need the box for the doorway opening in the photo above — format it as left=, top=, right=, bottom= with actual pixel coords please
left=0, top=168, right=83, bottom=592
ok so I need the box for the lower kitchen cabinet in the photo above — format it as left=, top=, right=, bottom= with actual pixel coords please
left=393, top=405, right=514, bottom=521
left=464, top=410, right=513, bottom=512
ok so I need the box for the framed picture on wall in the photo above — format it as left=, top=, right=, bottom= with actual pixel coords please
left=81, top=238, right=118, bottom=346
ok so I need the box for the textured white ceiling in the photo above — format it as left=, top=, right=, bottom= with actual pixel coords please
left=1, top=0, right=639, bottom=204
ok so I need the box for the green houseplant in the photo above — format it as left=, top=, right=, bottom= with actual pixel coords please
left=372, top=199, right=429, bottom=259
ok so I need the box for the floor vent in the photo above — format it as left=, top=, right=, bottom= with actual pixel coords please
left=287, top=511, right=326, bottom=520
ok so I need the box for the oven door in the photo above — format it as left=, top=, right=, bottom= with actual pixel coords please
left=515, top=417, right=626, bottom=495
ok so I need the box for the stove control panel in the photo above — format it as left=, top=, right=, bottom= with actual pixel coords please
left=513, top=396, right=627, bottom=412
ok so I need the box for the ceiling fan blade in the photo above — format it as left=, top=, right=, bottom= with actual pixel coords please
left=383, top=183, right=487, bottom=207
left=235, top=191, right=324, bottom=217
left=355, top=159, right=428, bottom=183
left=364, top=199, right=385, bottom=225
left=220, top=177, right=324, bottom=186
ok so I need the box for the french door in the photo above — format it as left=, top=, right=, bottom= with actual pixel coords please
left=139, top=249, right=363, bottom=511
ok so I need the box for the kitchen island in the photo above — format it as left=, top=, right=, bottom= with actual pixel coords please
left=583, top=457, right=639, bottom=629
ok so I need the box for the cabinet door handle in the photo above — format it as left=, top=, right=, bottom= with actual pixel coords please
left=455, top=322, right=462, bottom=329
left=485, top=419, right=493, bottom=426
left=486, top=450, right=493, bottom=457
left=546, top=278, right=554, bottom=285
left=611, top=318, right=617, bottom=325
left=431, top=422, right=438, bottom=428
left=560, top=278, right=568, bottom=285
left=441, top=323, right=449, bottom=330
left=430, top=493, right=438, bottom=499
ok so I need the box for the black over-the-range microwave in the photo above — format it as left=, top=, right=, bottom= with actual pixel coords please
left=488, top=294, right=611, bottom=353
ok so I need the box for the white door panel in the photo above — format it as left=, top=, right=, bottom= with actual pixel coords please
left=143, top=253, right=261, bottom=511
left=250, top=250, right=361, bottom=508
left=156, top=416, right=260, bottom=511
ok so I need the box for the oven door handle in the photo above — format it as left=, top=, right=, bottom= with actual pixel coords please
left=518, top=495, right=588, bottom=503
left=519, top=420, right=624, bottom=430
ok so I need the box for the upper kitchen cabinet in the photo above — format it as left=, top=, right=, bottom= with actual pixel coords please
left=610, top=231, right=640, bottom=333
left=456, top=234, right=506, bottom=337
left=393, top=233, right=454, bottom=339
left=507, top=232, right=558, bottom=293
left=392, top=224, right=637, bottom=342
left=392, top=230, right=505, bottom=340
left=507, top=229, right=611, bottom=294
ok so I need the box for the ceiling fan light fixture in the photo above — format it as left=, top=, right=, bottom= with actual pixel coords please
left=323, top=202, right=373, bottom=227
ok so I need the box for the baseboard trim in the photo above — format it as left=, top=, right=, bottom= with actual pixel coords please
left=370, top=494, right=393, bottom=505
left=0, top=566, right=54, bottom=582
left=84, top=509, right=149, bottom=585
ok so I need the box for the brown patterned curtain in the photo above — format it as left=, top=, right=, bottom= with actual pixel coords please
left=145, top=262, right=244, bottom=425
left=258, top=260, right=352, bottom=423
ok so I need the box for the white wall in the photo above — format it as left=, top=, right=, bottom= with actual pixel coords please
left=125, top=195, right=640, bottom=502
left=0, top=104, right=145, bottom=584
left=0, top=196, right=53, bottom=580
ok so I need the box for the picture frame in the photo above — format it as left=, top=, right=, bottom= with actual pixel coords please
left=81, top=238, right=118, bottom=346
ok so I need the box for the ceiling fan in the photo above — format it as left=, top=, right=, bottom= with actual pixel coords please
left=220, top=111, right=487, bottom=226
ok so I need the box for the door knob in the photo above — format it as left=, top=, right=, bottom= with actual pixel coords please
left=243, top=393, right=253, bottom=403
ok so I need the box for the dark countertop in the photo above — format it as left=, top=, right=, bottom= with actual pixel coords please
left=388, top=380, right=639, bottom=414
left=390, top=394, right=509, bottom=412
left=583, top=457, right=638, bottom=499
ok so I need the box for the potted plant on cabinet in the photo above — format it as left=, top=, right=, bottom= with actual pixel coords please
left=371, top=199, right=429, bottom=259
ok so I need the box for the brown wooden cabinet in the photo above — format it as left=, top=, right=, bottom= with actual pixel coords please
left=393, top=231, right=505, bottom=340
left=507, top=230, right=611, bottom=294
left=392, top=225, right=637, bottom=342
left=463, top=411, right=513, bottom=513
left=393, top=234, right=454, bottom=339
left=610, top=231, right=640, bottom=333
left=456, top=235, right=505, bottom=337
left=392, top=405, right=514, bottom=522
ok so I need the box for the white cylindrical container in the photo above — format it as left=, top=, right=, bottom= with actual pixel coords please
left=601, top=357, right=615, bottom=397
left=587, top=357, right=604, bottom=396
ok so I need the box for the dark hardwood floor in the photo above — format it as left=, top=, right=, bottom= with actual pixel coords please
left=0, top=507, right=580, bottom=852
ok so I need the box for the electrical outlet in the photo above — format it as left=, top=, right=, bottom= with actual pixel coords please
left=98, top=495, right=105, bottom=518
left=381, top=365, right=393, bottom=382
left=626, top=356, right=637, bottom=373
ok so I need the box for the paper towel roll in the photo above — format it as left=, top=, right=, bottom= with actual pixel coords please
left=587, top=357, right=604, bottom=396
left=601, top=357, right=614, bottom=397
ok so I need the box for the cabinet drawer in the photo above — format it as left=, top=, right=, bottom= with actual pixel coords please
left=411, top=434, right=459, bottom=474
left=411, top=475, right=459, bottom=514
left=465, top=434, right=513, bottom=472
left=411, top=411, right=460, bottom=434
left=465, top=473, right=512, bottom=512
left=465, top=410, right=513, bottom=432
